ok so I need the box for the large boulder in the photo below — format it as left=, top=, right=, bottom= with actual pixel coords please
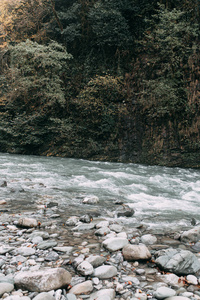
left=14, top=268, right=71, bottom=292
left=155, top=248, right=200, bottom=275
left=122, top=244, right=151, bottom=261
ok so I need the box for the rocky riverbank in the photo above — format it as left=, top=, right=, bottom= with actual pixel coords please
left=0, top=182, right=200, bottom=300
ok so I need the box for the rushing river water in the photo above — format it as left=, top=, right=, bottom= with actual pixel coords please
left=0, top=153, right=200, bottom=231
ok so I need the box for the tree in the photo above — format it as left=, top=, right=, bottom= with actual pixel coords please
left=137, top=5, right=198, bottom=121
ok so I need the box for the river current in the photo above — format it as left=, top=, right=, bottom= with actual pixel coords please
left=0, top=153, right=199, bottom=231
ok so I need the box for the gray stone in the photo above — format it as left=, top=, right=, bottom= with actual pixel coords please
left=32, top=292, right=55, bottom=300
left=31, top=236, right=43, bottom=244
left=103, top=237, right=129, bottom=252
left=186, top=275, right=198, bottom=285
left=18, top=218, right=38, bottom=228
left=29, top=231, right=49, bottom=240
left=72, top=224, right=95, bottom=231
left=141, top=234, right=157, bottom=245
left=89, top=288, right=115, bottom=300
left=116, top=205, right=134, bottom=217
left=86, top=255, right=106, bottom=268
left=77, top=261, right=94, bottom=276
left=93, top=266, right=117, bottom=279
left=16, top=247, right=36, bottom=256
left=155, top=248, right=200, bottom=275
left=37, top=240, right=57, bottom=250
left=181, top=227, right=200, bottom=243
left=0, top=282, right=14, bottom=296
left=45, top=251, right=59, bottom=261
left=69, top=280, right=93, bottom=295
left=83, top=196, right=99, bottom=204
left=122, top=244, right=151, bottom=261
left=109, top=224, right=123, bottom=233
left=65, top=216, right=79, bottom=226
left=14, top=267, right=71, bottom=292
left=96, top=221, right=109, bottom=228
left=95, top=227, right=110, bottom=236
left=53, top=246, right=73, bottom=255
left=121, top=275, right=140, bottom=286
left=66, top=294, right=77, bottom=300
left=154, top=287, right=176, bottom=299
left=0, top=246, right=15, bottom=254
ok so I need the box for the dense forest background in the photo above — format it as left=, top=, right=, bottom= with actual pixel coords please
left=0, top=0, right=200, bottom=167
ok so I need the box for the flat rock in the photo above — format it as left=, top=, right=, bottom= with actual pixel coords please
left=14, top=267, right=71, bottom=292
left=103, top=237, right=129, bottom=251
left=72, top=223, right=95, bottom=231
left=53, top=246, right=73, bottom=254
left=155, top=248, right=200, bottom=275
left=16, top=247, right=36, bottom=256
left=122, top=244, right=151, bottom=260
left=37, top=240, right=57, bottom=250
left=93, top=265, right=117, bottom=279
left=69, top=280, right=93, bottom=295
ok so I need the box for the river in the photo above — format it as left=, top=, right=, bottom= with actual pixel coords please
left=0, top=153, right=199, bottom=231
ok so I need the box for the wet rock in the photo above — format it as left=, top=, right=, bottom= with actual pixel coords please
left=89, top=288, right=115, bottom=300
left=103, top=237, right=129, bottom=252
left=116, top=205, right=134, bottom=217
left=72, top=223, right=95, bottom=231
left=79, top=214, right=92, bottom=223
left=32, top=292, right=55, bottom=300
left=86, top=255, right=106, bottom=268
left=0, top=180, right=7, bottom=187
left=53, top=246, right=73, bottom=255
left=96, top=221, right=109, bottom=228
left=141, top=234, right=157, bottom=245
left=18, top=218, right=38, bottom=228
left=93, top=266, right=117, bottom=279
left=122, top=244, right=151, bottom=261
left=14, top=268, right=72, bottom=292
left=82, top=196, right=99, bottom=204
left=29, top=231, right=49, bottom=240
left=181, top=227, right=200, bottom=243
left=95, top=227, right=110, bottom=236
left=65, top=216, right=79, bottom=226
left=155, top=248, right=200, bottom=275
left=154, top=287, right=176, bottom=299
left=0, top=282, right=14, bottom=296
left=77, top=261, right=94, bottom=276
left=37, top=240, right=57, bottom=250
left=69, top=280, right=93, bottom=295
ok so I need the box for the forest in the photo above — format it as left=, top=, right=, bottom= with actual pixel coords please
left=0, top=0, right=200, bottom=167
